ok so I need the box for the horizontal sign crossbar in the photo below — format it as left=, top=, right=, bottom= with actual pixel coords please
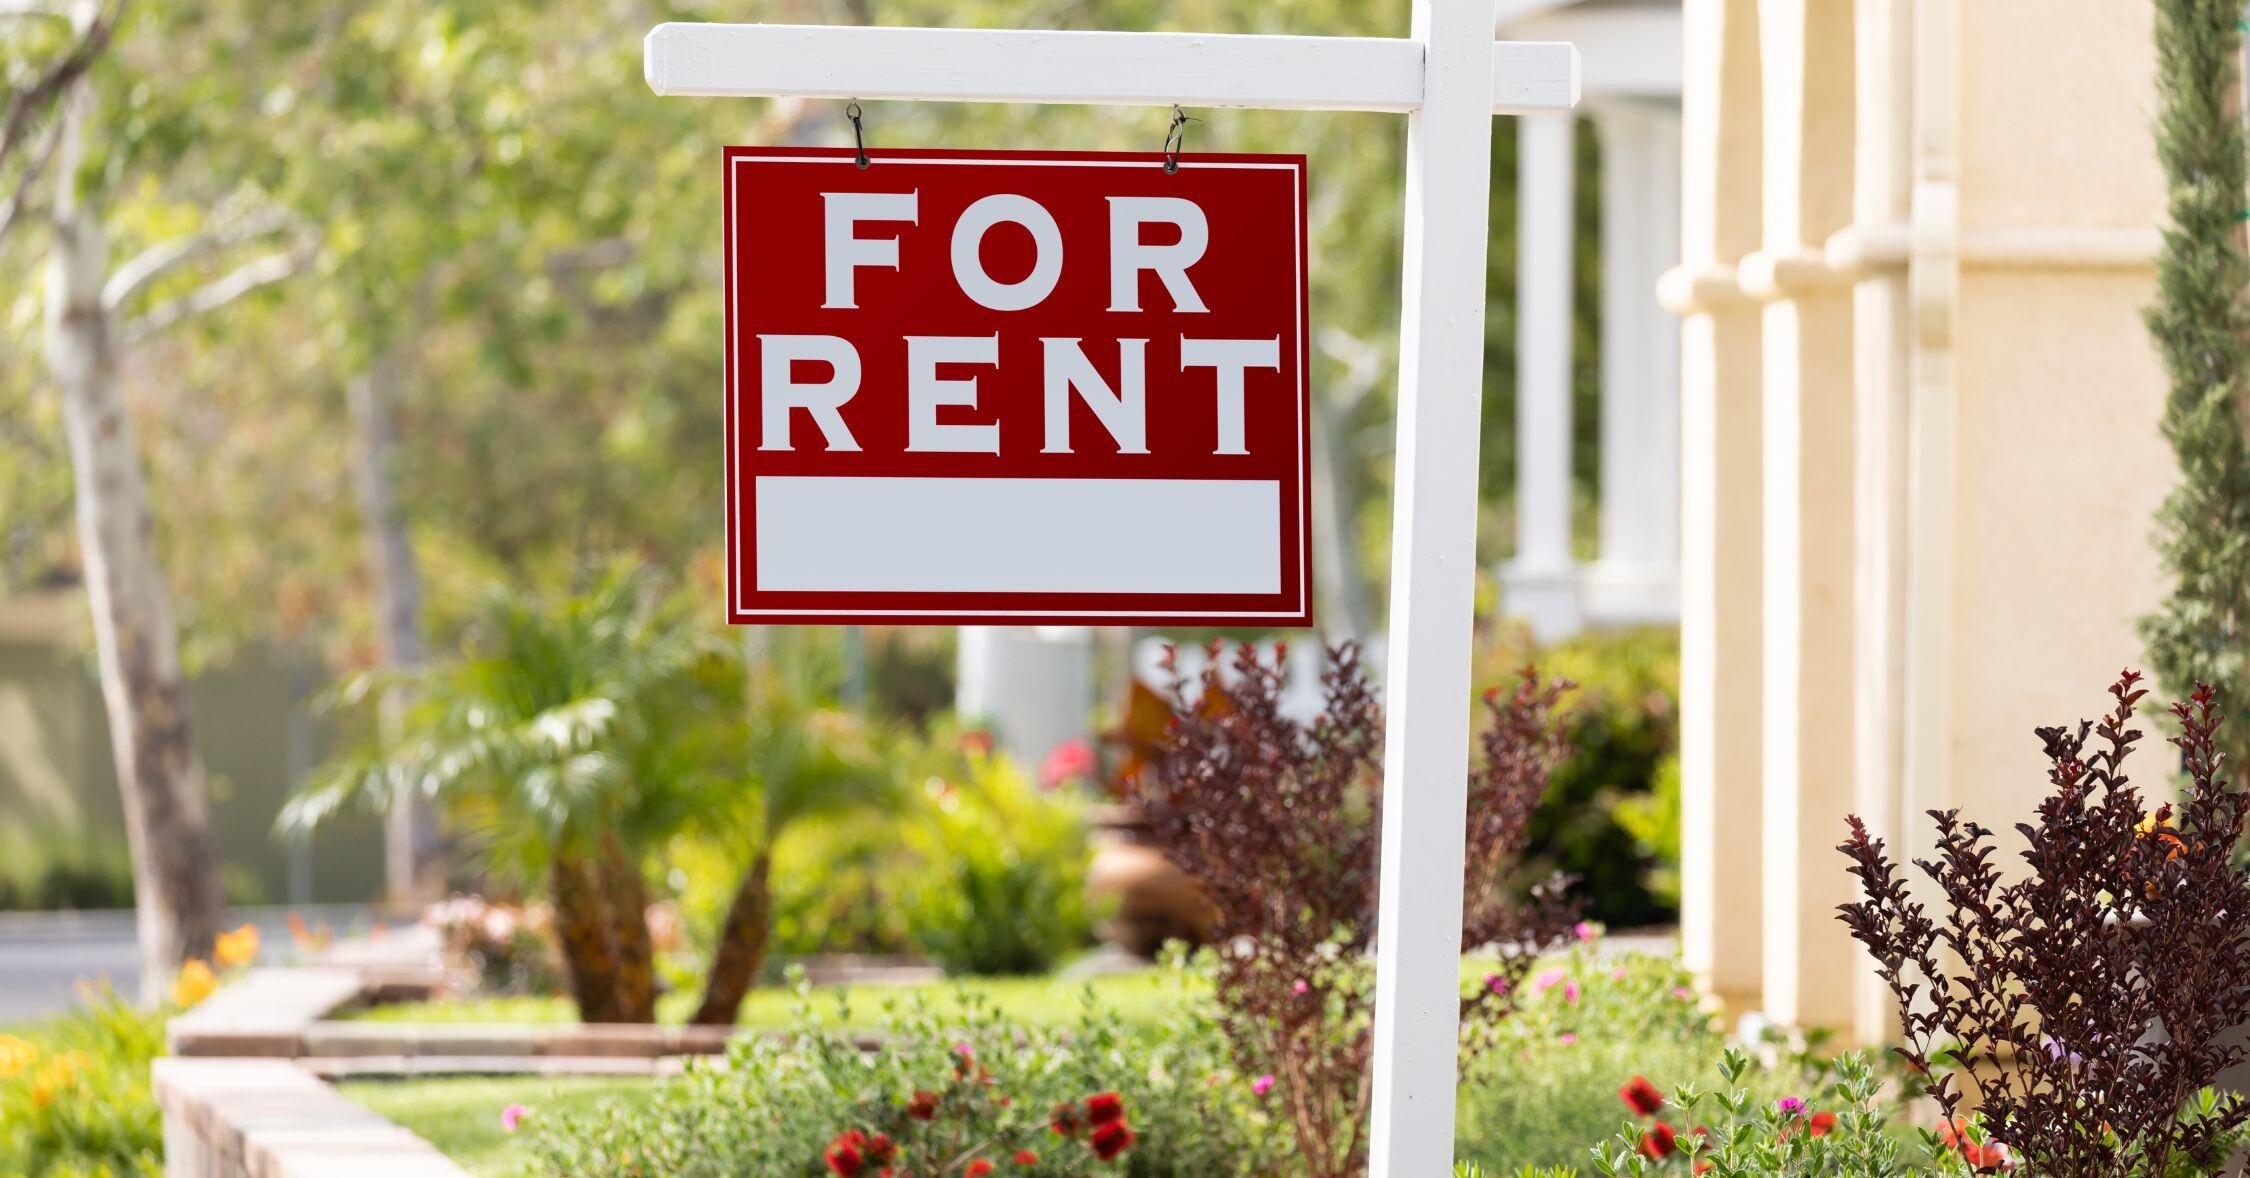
left=645, top=23, right=1578, bottom=115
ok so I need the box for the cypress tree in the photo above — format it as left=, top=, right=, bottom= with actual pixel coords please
left=2144, top=0, right=2250, bottom=777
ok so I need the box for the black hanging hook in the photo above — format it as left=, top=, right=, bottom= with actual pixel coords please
left=1163, top=105, right=1197, bottom=174
left=845, top=101, right=870, bottom=169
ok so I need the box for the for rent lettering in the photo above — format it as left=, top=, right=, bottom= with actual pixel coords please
left=724, top=147, right=1309, bottom=625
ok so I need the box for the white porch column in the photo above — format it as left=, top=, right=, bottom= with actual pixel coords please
left=1669, top=0, right=1766, bottom=1019
left=1583, top=99, right=1685, bottom=625
left=1501, top=112, right=1584, bottom=643
left=956, top=626, right=1095, bottom=770
left=1751, top=0, right=1860, bottom=1034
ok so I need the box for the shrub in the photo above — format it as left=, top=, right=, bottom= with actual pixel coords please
left=1472, top=625, right=1680, bottom=926
left=900, top=749, right=1092, bottom=976
left=0, top=986, right=165, bottom=1177
left=1453, top=943, right=1727, bottom=1168
left=1583, top=1050, right=1974, bottom=1177
left=1838, top=672, right=2250, bottom=1174
left=424, top=894, right=564, bottom=997
left=521, top=972, right=1274, bottom=1176
left=1140, top=642, right=1578, bottom=1178
left=0, top=834, right=136, bottom=913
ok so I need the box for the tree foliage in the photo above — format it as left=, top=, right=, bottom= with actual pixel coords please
left=2144, top=0, right=2250, bottom=777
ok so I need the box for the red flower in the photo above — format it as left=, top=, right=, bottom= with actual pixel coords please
left=1013, top=1150, right=1039, bottom=1166
left=864, top=1134, right=897, bottom=1164
left=1618, top=1075, right=1664, bottom=1117
left=1050, top=1102, right=1082, bottom=1138
left=1085, top=1091, right=1125, bottom=1126
left=966, top=1161, right=995, bottom=1178
left=1090, top=1120, right=1135, bottom=1161
left=1808, top=1110, right=1837, bottom=1137
left=1638, top=1122, right=1678, bottom=1160
left=908, top=1090, right=940, bottom=1121
left=1039, top=738, right=1098, bottom=790
left=825, top=1130, right=868, bottom=1176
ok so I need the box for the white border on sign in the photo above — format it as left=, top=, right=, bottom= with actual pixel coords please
left=726, top=153, right=1309, bottom=621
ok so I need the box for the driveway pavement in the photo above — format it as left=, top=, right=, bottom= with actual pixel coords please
left=0, top=904, right=385, bottom=1023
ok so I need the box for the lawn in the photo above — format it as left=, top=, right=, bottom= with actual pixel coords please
left=338, top=1074, right=653, bottom=1177
left=340, top=965, right=1203, bottom=1029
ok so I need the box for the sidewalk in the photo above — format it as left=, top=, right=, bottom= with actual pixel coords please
left=0, top=904, right=398, bottom=1023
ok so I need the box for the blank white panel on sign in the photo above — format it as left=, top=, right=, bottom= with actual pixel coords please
left=754, top=476, right=1281, bottom=594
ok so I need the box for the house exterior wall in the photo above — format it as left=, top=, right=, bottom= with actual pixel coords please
left=1673, top=0, right=2171, bottom=1038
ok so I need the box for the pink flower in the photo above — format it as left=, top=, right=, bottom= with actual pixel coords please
left=500, top=1103, right=530, bottom=1133
left=1483, top=973, right=1509, bottom=996
left=1556, top=1032, right=1577, bottom=1046
left=1533, top=968, right=1566, bottom=994
left=1776, top=1096, right=1806, bottom=1118
left=1293, top=979, right=1310, bottom=996
left=1038, top=739, right=1098, bottom=790
left=1251, top=1074, right=1276, bottom=1096
left=1673, top=986, right=1694, bottom=1001
left=1610, top=967, right=1629, bottom=981
left=1573, top=921, right=1599, bottom=942
left=1562, top=979, right=1582, bottom=1005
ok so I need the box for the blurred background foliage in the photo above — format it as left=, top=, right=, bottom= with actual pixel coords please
left=0, top=0, right=1661, bottom=930
left=0, top=0, right=1608, bottom=660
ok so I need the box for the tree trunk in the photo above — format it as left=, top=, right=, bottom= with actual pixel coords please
left=691, top=850, right=773, bottom=1027
left=597, top=830, right=657, bottom=1023
left=345, top=344, right=441, bottom=906
left=548, top=853, right=621, bottom=1023
left=44, top=79, right=226, bottom=1001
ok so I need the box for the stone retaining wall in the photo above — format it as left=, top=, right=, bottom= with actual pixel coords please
left=154, top=1058, right=467, bottom=1178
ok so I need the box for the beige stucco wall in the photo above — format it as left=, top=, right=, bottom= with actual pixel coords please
left=1675, top=0, right=2173, bottom=1037
left=1939, top=0, right=2169, bottom=830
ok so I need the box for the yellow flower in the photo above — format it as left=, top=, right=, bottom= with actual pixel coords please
left=0, top=1034, right=38, bottom=1078
left=213, top=922, right=261, bottom=969
left=172, top=959, right=218, bottom=1009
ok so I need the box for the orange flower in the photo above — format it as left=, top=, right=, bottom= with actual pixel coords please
left=213, top=923, right=261, bottom=969
left=172, top=959, right=218, bottom=1008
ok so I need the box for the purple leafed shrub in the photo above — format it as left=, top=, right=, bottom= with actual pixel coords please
left=1838, top=671, right=2250, bottom=1174
left=1138, top=642, right=1579, bottom=1178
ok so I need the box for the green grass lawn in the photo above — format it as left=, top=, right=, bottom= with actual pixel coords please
left=338, top=1074, right=654, bottom=1177
left=341, top=965, right=1203, bottom=1030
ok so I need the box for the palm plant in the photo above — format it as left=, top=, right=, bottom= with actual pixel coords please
left=286, top=563, right=726, bottom=1022
left=685, top=654, right=895, bottom=1025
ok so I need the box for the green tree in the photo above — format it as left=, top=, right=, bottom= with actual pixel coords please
left=2144, top=0, right=2250, bottom=777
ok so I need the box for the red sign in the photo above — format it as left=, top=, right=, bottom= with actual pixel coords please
left=723, top=146, right=1311, bottom=627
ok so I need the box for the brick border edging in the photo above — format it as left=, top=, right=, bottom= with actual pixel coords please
left=154, top=1058, right=469, bottom=1178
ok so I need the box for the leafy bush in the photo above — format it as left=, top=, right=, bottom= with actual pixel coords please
left=1472, top=625, right=1680, bottom=926
left=1453, top=941, right=1730, bottom=1168
left=0, top=987, right=165, bottom=1177
left=1839, top=672, right=2250, bottom=1174
left=424, top=894, right=565, bottom=996
left=521, top=971, right=1274, bottom=1176
left=0, top=835, right=135, bottom=913
left=1584, top=1050, right=1979, bottom=1177
left=898, top=744, right=1093, bottom=976
left=1141, top=643, right=1577, bottom=1178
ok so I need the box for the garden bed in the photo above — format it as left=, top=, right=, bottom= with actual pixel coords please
left=318, top=947, right=1783, bottom=1174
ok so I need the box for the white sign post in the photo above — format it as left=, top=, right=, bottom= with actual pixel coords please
left=644, top=10, right=1578, bottom=1173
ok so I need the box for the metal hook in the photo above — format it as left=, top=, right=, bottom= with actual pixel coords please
left=845, top=101, right=870, bottom=169
left=1163, top=105, right=1197, bottom=174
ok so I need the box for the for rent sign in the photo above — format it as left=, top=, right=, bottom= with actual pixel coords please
left=723, top=146, right=1311, bottom=626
